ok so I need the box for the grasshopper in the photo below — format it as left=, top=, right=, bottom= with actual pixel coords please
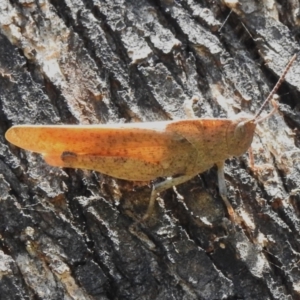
left=5, top=54, right=296, bottom=221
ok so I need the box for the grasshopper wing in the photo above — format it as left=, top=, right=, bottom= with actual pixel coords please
left=6, top=122, right=198, bottom=181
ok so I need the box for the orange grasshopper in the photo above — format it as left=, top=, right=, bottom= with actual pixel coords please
left=5, top=55, right=296, bottom=221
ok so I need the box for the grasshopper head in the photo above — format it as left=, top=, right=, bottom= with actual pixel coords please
left=226, top=116, right=256, bottom=157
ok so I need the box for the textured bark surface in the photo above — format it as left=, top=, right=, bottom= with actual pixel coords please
left=0, top=1, right=300, bottom=299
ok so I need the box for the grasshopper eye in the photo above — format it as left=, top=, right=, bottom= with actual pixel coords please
left=234, top=122, right=245, bottom=140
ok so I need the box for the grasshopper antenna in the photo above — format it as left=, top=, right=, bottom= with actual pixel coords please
left=254, top=54, right=297, bottom=120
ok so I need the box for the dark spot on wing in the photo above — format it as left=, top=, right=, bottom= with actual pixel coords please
left=61, top=151, right=77, bottom=160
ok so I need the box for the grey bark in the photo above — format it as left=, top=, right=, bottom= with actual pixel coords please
left=0, top=0, right=300, bottom=299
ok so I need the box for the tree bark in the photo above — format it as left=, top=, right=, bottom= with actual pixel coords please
left=0, top=1, right=300, bottom=299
